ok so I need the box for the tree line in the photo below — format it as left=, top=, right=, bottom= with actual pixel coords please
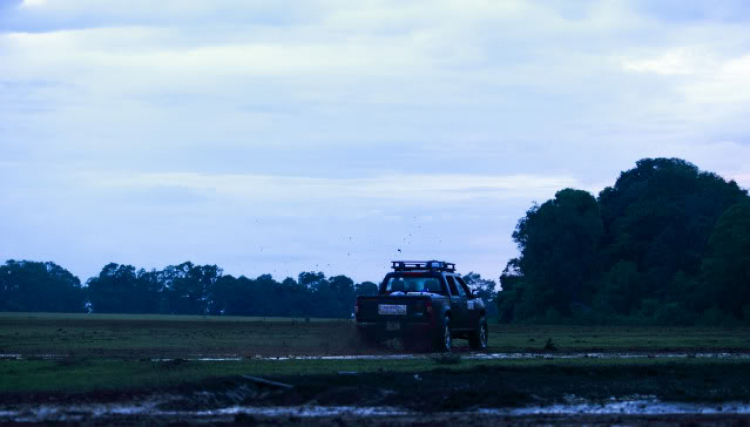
left=0, top=260, right=498, bottom=318
left=4, top=157, right=746, bottom=325
left=498, top=158, right=750, bottom=326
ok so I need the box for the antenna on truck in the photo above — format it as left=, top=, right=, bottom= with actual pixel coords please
left=391, top=260, right=456, bottom=273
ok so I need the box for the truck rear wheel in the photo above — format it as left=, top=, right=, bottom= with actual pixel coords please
left=435, top=315, right=452, bottom=352
left=469, top=316, right=488, bottom=350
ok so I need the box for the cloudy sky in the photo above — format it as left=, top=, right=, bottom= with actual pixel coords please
left=1, top=0, right=749, bottom=284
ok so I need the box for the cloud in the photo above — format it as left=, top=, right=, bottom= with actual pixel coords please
left=622, top=49, right=702, bottom=75
left=2, top=0, right=750, bottom=282
left=621, top=47, right=750, bottom=104
left=97, top=171, right=581, bottom=206
left=19, top=0, right=46, bottom=8
left=633, top=0, right=750, bottom=24
left=683, top=54, right=750, bottom=103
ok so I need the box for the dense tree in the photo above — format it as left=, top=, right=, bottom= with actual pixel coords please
left=209, top=274, right=247, bottom=315
left=592, top=261, right=641, bottom=316
left=497, top=158, right=750, bottom=325
left=206, top=271, right=381, bottom=318
left=355, top=281, right=379, bottom=296
left=699, top=202, right=750, bottom=322
left=159, top=262, right=222, bottom=315
left=501, top=189, right=603, bottom=321
left=462, top=272, right=498, bottom=318
left=87, top=264, right=161, bottom=313
left=0, top=260, right=84, bottom=312
left=326, top=275, right=357, bottom=318
left=0, top=260, right=458, bottom=319
left=597, top=158, right=747, bottom=314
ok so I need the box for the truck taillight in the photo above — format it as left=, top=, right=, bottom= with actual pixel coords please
left=425, top=299, right=433, bottom=315
left=355, top=301, right=359, bottom=314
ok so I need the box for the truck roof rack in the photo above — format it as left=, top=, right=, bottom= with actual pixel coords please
left=391, top=260, right=456, bottom=273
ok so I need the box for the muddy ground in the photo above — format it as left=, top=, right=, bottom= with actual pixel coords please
left=3, top=362, right=750, bottom=425
left=6, top=412, right=750, bottom=426
left=4, top=362, right=750, bottom=408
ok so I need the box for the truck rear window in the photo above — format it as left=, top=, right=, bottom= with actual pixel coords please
left=383, top=277, right=444, bottom=295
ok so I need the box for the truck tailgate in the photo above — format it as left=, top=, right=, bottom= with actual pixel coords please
left=356, top=296, right=432, bottom=323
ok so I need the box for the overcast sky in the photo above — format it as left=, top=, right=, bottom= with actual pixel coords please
left=1, top=0, right=749, bottom=285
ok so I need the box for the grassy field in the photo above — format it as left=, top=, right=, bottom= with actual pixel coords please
left=2, top=312, right=750, bottom=358
left=2, top=312, right=750, bottom=406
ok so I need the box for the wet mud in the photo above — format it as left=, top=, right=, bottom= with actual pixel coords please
left=4, top=351, right=750, bottom=361
left=3, top=363, right=750, bottom=424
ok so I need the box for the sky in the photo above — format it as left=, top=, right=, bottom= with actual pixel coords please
left=1, top=0, right=750, bottom=285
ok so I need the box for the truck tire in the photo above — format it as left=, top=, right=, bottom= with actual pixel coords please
left=469, top=316, right=488, bottom=350
left=435, top=315, right=452, bottom=352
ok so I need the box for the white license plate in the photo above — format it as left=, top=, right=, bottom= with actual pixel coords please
left=378, top=304, right=407, bottom=315
left=386, top=321, right=401, bottom=331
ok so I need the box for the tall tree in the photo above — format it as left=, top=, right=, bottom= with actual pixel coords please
left=462, top=272, right=498, bottom=318
left=160, top=262, right=222, bottom=315
left=0, top=260, right=85, bottom=312
left=327, top=275, right=357, bottom=318
left=87, top=263, right=162, bottom=313
left=497, top=158, right=749, bottom=324
left=355, top=281, right=379, bottom=296
left=598, top=158, right=746, bottom=305
left=509, top=188, right=603, bottom=319
left=699, top=202, right=750, bottom=321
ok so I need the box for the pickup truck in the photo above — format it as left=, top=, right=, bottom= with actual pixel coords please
left=355, top=261, right=488, bottom=352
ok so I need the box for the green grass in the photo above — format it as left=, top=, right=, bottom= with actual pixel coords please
left=0, top=312, right=359, bottom=358
left=1, top=312, right=749, bottom=358
left=0, top=312, right=339, bottom=322
left=487, top=324, right=750, bottom=351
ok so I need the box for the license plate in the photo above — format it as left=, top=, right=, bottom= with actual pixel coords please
left=386, top=321, right=400, bottom=331
left=378, top=304, right=407, bottom=315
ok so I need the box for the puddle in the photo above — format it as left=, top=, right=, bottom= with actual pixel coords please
left=232, top=352, right=750, bottom=361
left=0, top=353, right=68, bottom=360
left=195, top=400, right=750, bottom=417
left=0, top=403, right=409, bottom=422
left=2, top=398, right=750, bottom=423
left=3, top=352, right=750, bottom=361
left=151, top=357, right=244, bottom=362
left=196, top=405, right=411, bottom=417
left=468, top=352, right=750, bottom=361
left=486, top=397, right=750, bottom=416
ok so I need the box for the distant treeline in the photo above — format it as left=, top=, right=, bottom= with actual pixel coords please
left=0, top=260, right=498, bottom=319
left=499, top=158, right=750, bottom=326
left=3, top=157, right=748, bottom=326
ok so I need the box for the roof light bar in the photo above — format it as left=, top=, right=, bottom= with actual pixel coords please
left=391, top=260, right=456, bottom=273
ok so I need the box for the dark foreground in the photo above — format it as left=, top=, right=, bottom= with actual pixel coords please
left=5, top=412, right=750, bottom=426
left=3, top=362, right=750, bottom=425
